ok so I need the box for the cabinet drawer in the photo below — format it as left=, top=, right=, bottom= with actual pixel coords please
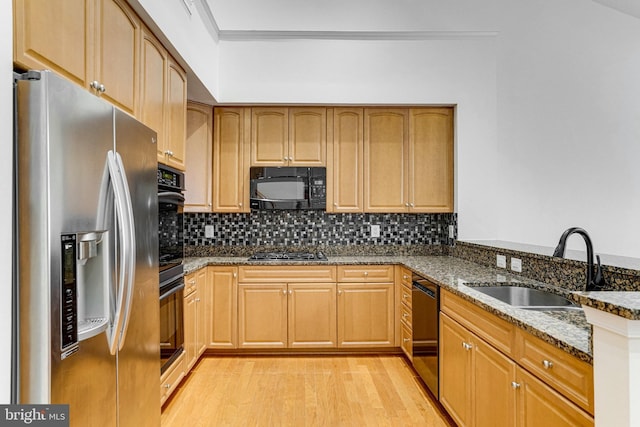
left=400, top=302, right=412, bottom=329
left=440, top=290, right=514, bottom=356
left=184, top=272, right=197, bottom=295
left=400, top=323, right=412, bottom=360
left=337, top=265, right=394, bottom=283
left=515, top=329, right=594, bottom=415
left=161, top=352, right=185, bottom=406
left=399, top=267, right=412, bottom=287
left=238, top=265, right=337, bottom=283
left=400, top=284, right=412, bottom=309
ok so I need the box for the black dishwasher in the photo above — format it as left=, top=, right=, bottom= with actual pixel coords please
left=412, top=273, right=439, bottom=398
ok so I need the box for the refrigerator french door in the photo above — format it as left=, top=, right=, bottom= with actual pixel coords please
left=14, top=70, right=160, bottom=426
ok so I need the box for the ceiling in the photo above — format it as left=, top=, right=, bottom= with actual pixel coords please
left=204, top=0, right=639, bottom=36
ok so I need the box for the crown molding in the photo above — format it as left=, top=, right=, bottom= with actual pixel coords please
left=217, top=30, right=498, bottom=41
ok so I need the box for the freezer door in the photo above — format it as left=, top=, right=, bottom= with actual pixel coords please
left=113, top=109, right=161, bottom=426
left=16, top=71, right=117, bottom=425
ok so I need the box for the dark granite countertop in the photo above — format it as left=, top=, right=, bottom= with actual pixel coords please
left=184, top=255, right=594, bottom=363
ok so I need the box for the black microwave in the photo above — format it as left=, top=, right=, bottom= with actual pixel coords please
left=249, top=167, right=326, bottom=210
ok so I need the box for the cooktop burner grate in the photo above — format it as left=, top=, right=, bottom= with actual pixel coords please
left=248, top=251, right=327, bottom=261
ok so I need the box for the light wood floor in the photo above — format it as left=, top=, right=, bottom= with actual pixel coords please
left=161, top=355, right=453, bottom=427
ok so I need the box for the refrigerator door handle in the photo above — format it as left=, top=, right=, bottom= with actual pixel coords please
left=100, top=151, right=134, bottom=355
left=113, top=151, right=136, bottom=351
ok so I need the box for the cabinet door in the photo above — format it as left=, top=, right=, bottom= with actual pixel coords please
left=337, top=283, right=394, bottom=347
left=205, top=267, right=238, bottom=349
left=251, top=108, right=288, bottom=166
left=140, top=27, right=167, bottom=160
left=164, top=59, right=187, bottom=170
left=288, top=108, right=326, bottom=166
left=195, top=269, right=207, bottom=358
left=440, top=313, right=472, bottom=427
left=363, top=108, right=409, bottom=212
left=94, top=0, right=140, bottom=116
left=327, top=108, right=363, bottom=213
left=213, top=108, right=250, bottom=212
left=238, top=284, right=287, bottom=348
left=184, top=102, right=213, bottom=212
left=474, top=338, right=518, bottom=427
left=288, top=283, right=337, bottom=348
left=409, top=108, right=454, bottom=213
left=183, top=289, right=198, bottom=372
left=14, top=0, right=91, bottom=87
left=517, top=368, right=593, bottom=427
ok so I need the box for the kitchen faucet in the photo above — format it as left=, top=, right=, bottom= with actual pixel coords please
left=552, top=227, right=607, bottom=291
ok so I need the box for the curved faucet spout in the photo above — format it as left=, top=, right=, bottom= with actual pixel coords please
left=552, top=227, right=606, bottom=291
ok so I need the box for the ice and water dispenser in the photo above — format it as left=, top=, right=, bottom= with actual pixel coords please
left=60, top=231, right=110, bottom=359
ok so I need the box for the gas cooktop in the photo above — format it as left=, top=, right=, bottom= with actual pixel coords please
left=248, top=251, right=328, bottom=261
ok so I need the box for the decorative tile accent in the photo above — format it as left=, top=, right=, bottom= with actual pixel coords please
left=184, top=211, right=456, bottom=248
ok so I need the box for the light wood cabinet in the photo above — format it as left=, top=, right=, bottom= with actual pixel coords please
left=14, top=0, right=91, bottom=88
left=363, top=108, right=409, bottom=212
left=251, top=107, right=326, bottom=166
left=238, top=283, right=288, bottom=348
left=184, top=102, right=213, bottom=212
left=398, top=267, right=413, bottom=358
left=140, top=26, right=166, bottom=150
left=14, top=0, right=141, bottom=116
left=409, top=108, right=454, bottom=212
left=327, top=108, right=364, bottom=213
left=363, top=108, right=454, bottom=213
left=160, top=351, right=184, bottom=406
left=440, top=290, right=593, bottom=426
left=205, top=266, right=238, bottom=349
left=238, top=266, right=338, bottom=349
left=159, top=58, right=187, bottom=170
left=184, top=269, right=206, bottom=372
left=334, top=265, right=395, bottom=348
left=213, top=107, right=250, bottom=212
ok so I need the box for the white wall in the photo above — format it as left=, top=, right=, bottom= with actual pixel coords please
left=494, top=0, right=640, bottom=259
left=218, top=38, right=499, bottom=241
left=1, top=0, right=13, bottom=403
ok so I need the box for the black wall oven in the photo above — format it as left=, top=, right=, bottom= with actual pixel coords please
left=412, top=273, right=439, bottom=398
left=158, top=164, right=185, bottom=373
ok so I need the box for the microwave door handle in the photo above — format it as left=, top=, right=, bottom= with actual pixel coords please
left=104, top=151, right=128, bottom=355
left=113, top=151, right=136, bottom=351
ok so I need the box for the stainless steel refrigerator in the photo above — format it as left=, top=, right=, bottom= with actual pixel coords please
left=13, top=70, right=160, bottom=426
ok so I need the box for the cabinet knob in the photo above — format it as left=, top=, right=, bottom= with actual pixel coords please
left=402, top=313, right=409, bottom=319
left=405, top=203, right=409, bottom=207
left=239, top=203, right=243, bottom=207
left=195, top=298, right=201, bottom=302
left=233, top=272, right=237, bottom=278
left=511, top=381, right=520, bottom=389
left=334, top=203, right=337, bottom=207
left=164, top=383, right=171, bottom=389
left=403, top=338, right=411, bottom=343
left=282, top=289, right=287, bottom=295
left=542, top=360, right=554, bottom=369
left=409, top=203, right=414, bottom=207
left=363, top=271, right=368, bottom=276
left=99, top=84, right=106, bottom=93
left=403, top=293, right=409, bottom=300
left=462, top=342, right=473, bottom=350
left=403, top=275, right=408, bottom=280
left=337, top=290, right=343, bottom=295
left=288, top=290, right=293, bottom=295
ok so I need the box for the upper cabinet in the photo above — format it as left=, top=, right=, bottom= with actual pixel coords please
left=327, top=108, right=364, bottom=213
left=14, top=0, right=141, bottom=117
left=409, top=108, right=454, bottom=212
left=140, top=26, right=166, bottom=152
left=184, top=102, right=213, bottom=212
left=251, top=107, right=326, bottom=166
left=213, top=107, right=250, bottom=212
left=363, top=108, right=409, bottom=213
left=363, top=107, right=454, bottom=213
left=161, top=59, right=187, bottom=170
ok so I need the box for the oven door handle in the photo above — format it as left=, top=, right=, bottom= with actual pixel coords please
left=160, top=282, right=185, bottom=300
left=158, top=191, right=185, bottom=206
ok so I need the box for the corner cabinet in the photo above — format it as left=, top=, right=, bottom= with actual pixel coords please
left=15, top=0, right=141, bottom=117
left=251, top=107, right=326, bottom=166
left=213, top=108, right=250, bottom=212
left=184, top=102, right=213, bottom=212
left=439, top=290, right=594, bottom=427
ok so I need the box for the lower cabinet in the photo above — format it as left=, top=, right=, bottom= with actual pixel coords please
left=440, top=290, right=594, bottom=427
left=184, top=269, right=206, bottom=372
left=337, top=283, right=394, bottom=347
left=160, top=351, right=185, bottom=406
left=237, top=282, right=337, bottom=348
left=205, top=266, right=238, bottom=349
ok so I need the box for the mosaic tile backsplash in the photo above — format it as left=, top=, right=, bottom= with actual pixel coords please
left=185, top=211, right=456, bottom=247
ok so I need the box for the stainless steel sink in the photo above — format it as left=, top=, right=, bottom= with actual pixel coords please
left=467, top=285, right=580, bottom=310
